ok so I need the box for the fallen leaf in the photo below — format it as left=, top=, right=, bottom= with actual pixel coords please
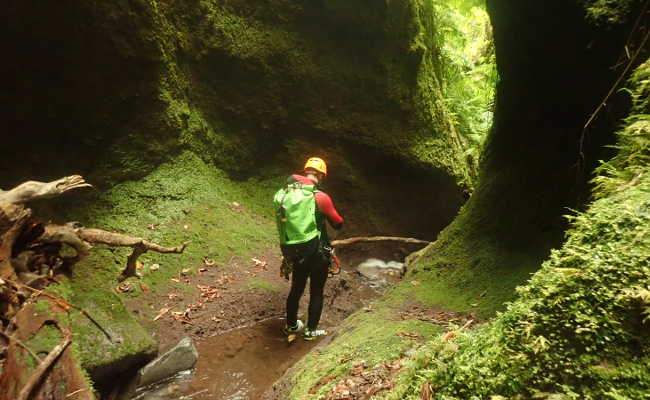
left=153, top=307, right=170, bottom=321
left=397, top=332, right=422, bottom=340
left=232, top=202, right=240, bottom=207
left=138, top=282, right=150, bottom=292
left=470, top=303, right=479, bottom=307
left=149, top=263, right=160, bottom=271
left=167, top=293, right=179, bottom=300
left=309, top=376, right=336, bottom=394
left=115, top=282, right=134, bottom=293
left=172, top=312, right=193, bottom=324
left=252, top=257, right=267, bottom=268
left=411, top=281, right=421, bottom=286
left=136, top=261, right=144, bottom=269
left=171, top=278, right=180, bottom=283
left=442, top=331, right=457, bottom=342
left=203, top=258, right=216, bottom=267
left=198, top=267, right=208, bottom=273
left=114, top=337, right=124, bottom=344
left=181, top=268, right=192, bottom=275
left=363, top=305, right=374, bottom=312
left=183, top=224, right=189, bottom=230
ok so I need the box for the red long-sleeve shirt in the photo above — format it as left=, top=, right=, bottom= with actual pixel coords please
left=290, top=174, right=344, bottom=228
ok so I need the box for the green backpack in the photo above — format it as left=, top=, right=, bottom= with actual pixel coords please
left=273, top=182, right=320, bottom=245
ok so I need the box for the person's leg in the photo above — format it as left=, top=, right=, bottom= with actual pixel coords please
left=306, top=253, right=329, bottom=331
left=286, top=263, right=308, bottom=328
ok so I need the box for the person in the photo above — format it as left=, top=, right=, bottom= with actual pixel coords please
left=273, top=157, right=344, bottom=340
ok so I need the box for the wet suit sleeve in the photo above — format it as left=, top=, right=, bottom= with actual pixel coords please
left=314, top=192, right=344, bottom=229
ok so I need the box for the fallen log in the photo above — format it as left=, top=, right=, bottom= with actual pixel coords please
left=331, top=236, right=430, bottom=247
left=16, top=330, right=72, bottom=400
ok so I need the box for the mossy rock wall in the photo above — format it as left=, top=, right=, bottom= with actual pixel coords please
left=3, top=0, right=469, bottom=187
left=387, top=57, right=650, bottom=400
left=410, top=0, right=645, bottom=307
left=282, top=1, right=650, bottom=398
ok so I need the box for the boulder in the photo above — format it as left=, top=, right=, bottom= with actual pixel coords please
left=137, top=337, right=198, bottom=388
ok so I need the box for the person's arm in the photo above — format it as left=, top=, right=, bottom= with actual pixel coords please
left=314, top=192, right=344, bottom=229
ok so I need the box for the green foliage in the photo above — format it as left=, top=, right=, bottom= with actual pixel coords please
left=433, top=0, right=496, bottom=172
left=580, top=0, right=640, bottom=25
left=593, top=60, right=650, bottom=198
left=385, top=60, right=650, bottom=400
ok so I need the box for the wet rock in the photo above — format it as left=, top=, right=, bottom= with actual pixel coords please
left=356, top=259, right=404, bottom=278
left=356, top=259, right=405, bottom=289
left=137, top=337, right=198, bottom=388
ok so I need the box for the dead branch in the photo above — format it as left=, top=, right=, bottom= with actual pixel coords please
left=40, top=224, right=92, bottom=263
left=0, top=205, right=32, bottom=279
left=6, top=278, right=115, bottom=342
left=73, top=227, right=189, bottom=281
left=39, top=225, right=189, bottom=282
left=616, top=171, right=644, bottom=192
left=0, top=330, right=42, bottom=363
left=0, top=175, right=92, bottom=205
left=331, top=236, right=430, bottom=247
left=17, top=330, right=72, bottom=400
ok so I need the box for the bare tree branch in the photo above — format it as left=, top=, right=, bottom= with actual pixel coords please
left=17, top=330, right=72, bottom=400
left=0, top=175, right=92, bottom=204
left=331, top=236, right=430, bottom=247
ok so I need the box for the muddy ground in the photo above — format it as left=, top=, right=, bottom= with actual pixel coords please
left=123, top=242, right=424, bottom=399
left=127, top=246, right=383, bottom=350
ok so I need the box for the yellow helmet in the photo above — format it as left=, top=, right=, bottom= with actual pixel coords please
left=304, top=157, right=327, bottom=175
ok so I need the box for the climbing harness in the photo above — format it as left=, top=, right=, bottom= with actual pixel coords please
left=324, top=245, right=341, bottom=277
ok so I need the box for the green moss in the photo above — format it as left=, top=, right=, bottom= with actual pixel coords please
left=579, top=0, right=641, bottom=25
left=288, top=307, right=443, bottom=399
left=24, top=324, right=62, bottom=370
left=39, top=150, right=281, bottom=380
left=32, top=299, right=53, bottom=314
left=382, top=59, right=650, bottom=400
left=246, top=279, right=280, bottom=292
